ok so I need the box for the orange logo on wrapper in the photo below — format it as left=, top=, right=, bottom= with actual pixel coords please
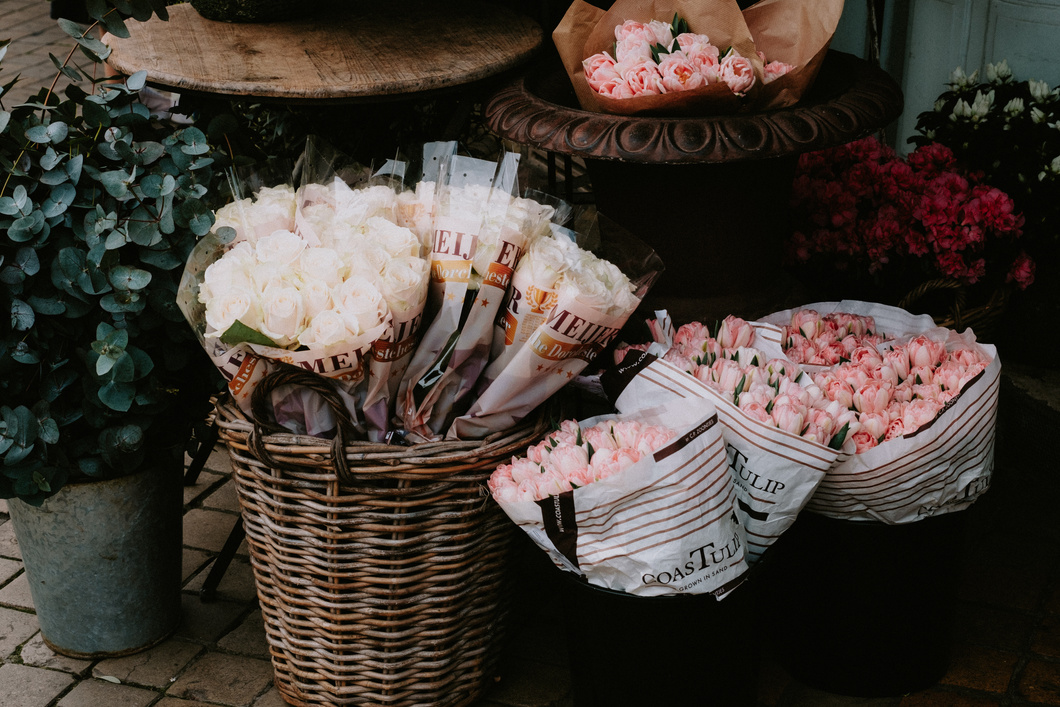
left=525, top=285, right=557, bottom=314
left=482, top=261, right=515, bottom=290
left=372, top=335, right=417, bottom=363
left=228, top=354, right=259, bottom=396
left=431, top=259, right=472, bottom=284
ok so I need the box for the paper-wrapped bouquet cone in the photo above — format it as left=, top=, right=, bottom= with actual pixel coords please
left=745, top=0, right=845, bottom=111
left=554, top=0, right=843, bottom=116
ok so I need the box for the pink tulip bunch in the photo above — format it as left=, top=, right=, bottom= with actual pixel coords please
left=781, top=309, right=885, bottom=365
left=807, top=329, right=989, bottom=453
left=488, top=418, right=676, bottom=503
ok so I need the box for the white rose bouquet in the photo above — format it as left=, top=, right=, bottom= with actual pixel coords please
left=447, top=215, right=663, bottom=440
left=178, top=147, right=432, bottom=440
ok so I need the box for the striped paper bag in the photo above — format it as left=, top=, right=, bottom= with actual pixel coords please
left=496, top=397, right=750, bottom=597
left=759, top=301, right=999, bottom=523
left=605, top=352, right=838, bottom=562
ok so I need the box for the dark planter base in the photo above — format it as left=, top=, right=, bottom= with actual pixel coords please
left=762, top=511, right=968, bottom=697
left=558, top=571, right=758, bottom=707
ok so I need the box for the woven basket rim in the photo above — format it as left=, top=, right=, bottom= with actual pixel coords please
left=214, top=393, right=549, bottom=468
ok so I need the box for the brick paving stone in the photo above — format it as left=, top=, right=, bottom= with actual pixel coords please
left=773, top=682, right=901, bottom=706
left=185, top=557, right=259, bottom=603
left=182, top=549, right=213, bottom=584
left=203, top=482, right=241, bottom=512
left=55, top=678, right=159, bottom=707
left=183, top=508, right=246, bottom=554
left=217, top=611, right=269, bottom=659
left=0, top=499, right=7, bottom=515
left=167, top=652, right=274, bottom=707
left=183, top=472, right=225, bottom=506
left=203, top=445, right=233, bottom=474
left=484, top=659, right=571, bottom=707
left=0, top=558, right=22, bottom=587
left=93, top=637, right=203, bottom=688
left=0, top=662, right=75, bottom=707
left=155, top=699, right=219, bottom=707
left=898, top=689, right=1003, bottom=706
left=175, top=595, right=249, bottom=643
left=0, top=606, right=40, bottom=659
left=952, top=602, right=1034, bottom=652
left=19, top=633, right=93, bottom=676
left=1019, top=659, right=1060, bottom=706
left=1032, top=612, right=1060, bottom=659
left=0, top=522, right=20, bottom=560
left=957, top=558, right=1047, bottom=612
left=0, top=571, right=35, bottom=610
left=938, top=644, right=1018, bottom=694
left=251, top=688, right=288, bottom=707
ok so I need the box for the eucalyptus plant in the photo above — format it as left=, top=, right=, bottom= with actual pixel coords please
left=0, top=5, right=220, bottom=505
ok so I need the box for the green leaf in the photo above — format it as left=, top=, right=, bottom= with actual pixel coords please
left=220, top=320, right=278, bottom=347
left=10, top=341, right=38, bottom=364
left=829, top=422, right=851, bottom=450
left=25, top=124, right=50, bottom=143
left=46, top=122, right=68, bottom=143
left=40, top=147, right=63, bottom=171
left=126, top=71, right=147, bottom=91
left=31, top=471, right=51, bottom=493
left=26, top=295, right=65, bottom=316
left=108, top=265, right=152, bottom=291
left=96, top=354, right=117, bottom=376
left=10, top=299, right=34, bottom=331
left=14, top=248, right=39, bottom=276
left=108, top=352, right=136, bottom=382
left=66, top=154, right=84, bottom=184
left=39, top=167, right=70, bottom=186
left=98, top=381, right=135, bottom=412
left=99, top=170, right=131, bottom=198
left=42, top=183, right=76, bottom=218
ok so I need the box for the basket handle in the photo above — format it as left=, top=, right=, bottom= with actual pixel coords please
left=898, top=278, right=967, bottom=330
left=247, top=364, right=355, bottom=484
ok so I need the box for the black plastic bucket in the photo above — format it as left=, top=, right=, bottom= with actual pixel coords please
left=558, top=571, right=758, bottom=707
left=764, top=510, right=968, bottom=697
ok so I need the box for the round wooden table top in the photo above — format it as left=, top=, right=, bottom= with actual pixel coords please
left=103, top=1, right=543, bottom=102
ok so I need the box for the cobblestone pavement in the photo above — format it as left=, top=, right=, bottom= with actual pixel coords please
left=3, top=2, right=1060, bottom=705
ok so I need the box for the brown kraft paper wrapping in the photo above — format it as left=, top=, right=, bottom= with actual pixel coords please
left=554, top=0, right=843, bottom=116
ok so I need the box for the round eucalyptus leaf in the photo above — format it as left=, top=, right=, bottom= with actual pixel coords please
left=126, top=71, right=147, bottom=92
left=45, top=122, right=68, bottom=144
left=108, top=352, right=136, bottom=382
left=97, top=380, right=135, bottom=412
left=16, top=248, right=40, bottom=276
left=11, top=341, right=40, bottom=364
left=10, top=299, right=34, bottom=331
left=40, top=147, right=63, bottom=171
left=99, top=170, right=130, bottom=198
left=108, top=265, right=152, bottom=291
left=26, top=295, right=65, bottom=316
left=25, top=124, right=50, bottom=143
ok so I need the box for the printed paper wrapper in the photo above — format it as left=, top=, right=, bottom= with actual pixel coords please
left=494, top=398, right=750, bottom=597
left=605, top=352, right=836, bottom=563
left=554, top=0, right=843, bottom=116
left=177, top=230, right=389, bottom=437
left=758, top=300, right=1000, bottom=524
left=448, top=218, right=663, bottom=441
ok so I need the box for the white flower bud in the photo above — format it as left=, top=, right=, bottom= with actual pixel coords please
left=1004, top=98, right=1024, bottom=117
left=948, top=67, right=978, bottom=90
left=951, top=99, right=973, bottom=121
left=971, top=90, right=994, bottom=118
left=1029, top=79, right=1052, bottom=103
left=1032, top=107, right=1048, bottom=124
left=984, top=59, right=1011, bottom=84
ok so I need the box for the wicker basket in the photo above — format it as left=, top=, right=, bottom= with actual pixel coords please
left=898, top=279, right=1009, bottom=341
left=214, top=368, right=549, bottom=707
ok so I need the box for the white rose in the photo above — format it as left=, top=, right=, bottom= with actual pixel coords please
left=296, top=309, right=350, bottom=349
left=298, top=246, right=345, bottom=287
left=297, top=202, right=342, bottom=246
left=249, top=261, right=294, bottom=295
left=332, top=184, right=398, bottom=225
left=298, top=278, right=333, bottom=320
left=211, top=197, right=255, bottom=243
left=245, top=185, right=297, bottom=240
left=363, top=216, right=419, bottom=258
left=316, top=222, right=361, bottom=253
left=395, top=181, right=435, bottom=252
left=255, top=229, right=306, bottom=266
left=199, top=242, right=255, bottom=304
left=519, top=233, right=573, bottom=290
left=333, top=276, right=387, bottom=336
left=379, top=256, right=429, bottom=316
left=345, top=240, right=390, bottom=281
left=204, top=287, right=258, bottom=338
left=258, top=284, right=306, bottom=347
left=558, top=266, right=613, bottom=312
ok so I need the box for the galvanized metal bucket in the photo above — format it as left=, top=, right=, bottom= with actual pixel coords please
left=8, top=453, right=183, bottom=658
